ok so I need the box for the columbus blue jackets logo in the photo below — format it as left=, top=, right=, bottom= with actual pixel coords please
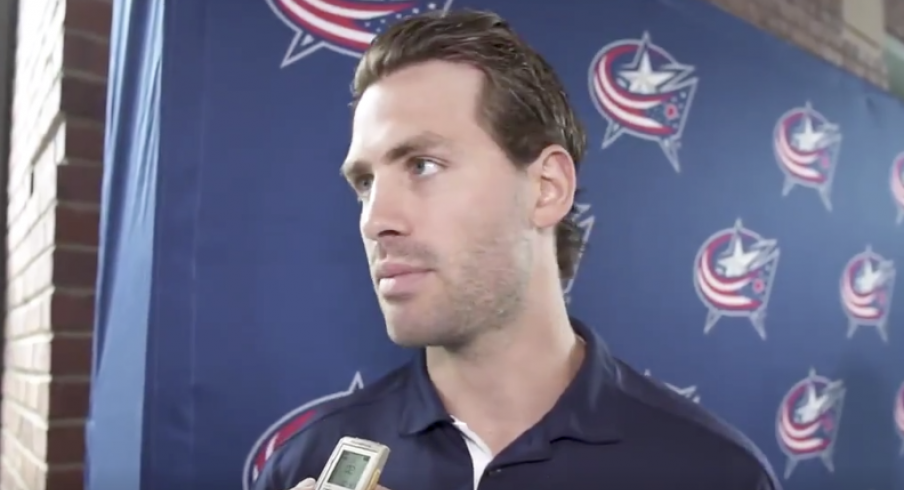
left=643, top=370, right=701, bottom=404
left=264, top=0, right=454, bottom=68
left=588, top=32, right=698, bottom=173
left=242, top=373, right=364, bottom=490
left=839, top=246, right=896, bottom=343
left=776, top=369, right=845, bottom=479
left=561, top=202, right=595, bottom=304
left=773, top=102, right=842, bottom=212
left=891, top=152, right=904, bottom=225
left=693, top=219, right=780, bottom=340
left=895, top=381, right=904, bottom=455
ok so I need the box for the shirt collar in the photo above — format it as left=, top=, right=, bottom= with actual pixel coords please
left=398, top=317, right=623, bottom=443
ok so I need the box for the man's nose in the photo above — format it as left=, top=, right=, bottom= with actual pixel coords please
left=361, top=176, right=411, bottom=241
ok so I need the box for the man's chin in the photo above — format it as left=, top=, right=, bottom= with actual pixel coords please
left=383, top=315, right=475, bottom=350
left=386, top=327, right=476, bottom=351
left=384, top=325, right=432, bottom=348
left=382, top=310, right=434, bottom=347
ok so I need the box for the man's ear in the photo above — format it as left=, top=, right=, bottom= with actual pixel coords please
left=529, top=145, right=576, bottom=229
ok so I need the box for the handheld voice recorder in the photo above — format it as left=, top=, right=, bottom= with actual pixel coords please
left=313, top=437, right=391, bottom=490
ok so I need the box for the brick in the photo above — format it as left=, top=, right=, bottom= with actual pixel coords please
left=705, top=0, right=890, bottom=88
left=50, top=292, right=96, bottom=332
left=0, top=456, right=26, bottom=490
left=5, top=3, right=107, bottom=482
left=46, top=423, right=86, bottom=464
left=3, top=371, right=47, bottom=416
left=55, top=205, right=100, bottom=247
left=64, top=121, right=105, bottom=163
left=8, top=250, right=54, bottom=309
left=64, top=0, right=113, bottom=39
left=5, top=336, right=53, bottom=374
left=60, top=75, right=107, bottom=121
left=52, top=248, right=99, bottom=289
left=46, top=467, right=85, bottom=490
left=887, top=0, right=904, bottom=41
left=63, top=31, right=110, bottom=79
left=49, top=335, right=93, bottom=376
left=1, top=371, right=89, bottom=420
left=56, top=164, right=102, bottom=204
left=48, top=379, right=91, bottom=419
left=3, top=398, right=45, bottom=455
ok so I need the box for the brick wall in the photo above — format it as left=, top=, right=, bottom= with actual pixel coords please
left=705, top=0, right=891, bottom=88
left=1, top=0, right=111, bottom=489
left=888, top=0, right=904, bottom=42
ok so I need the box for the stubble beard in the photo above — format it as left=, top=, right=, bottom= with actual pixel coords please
left=383, top=224, right=532, bottom=352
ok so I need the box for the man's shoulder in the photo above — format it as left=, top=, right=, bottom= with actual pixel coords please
left=250, top=364, right=412, bottom=490
left=614, top=360, right=780, bottom=487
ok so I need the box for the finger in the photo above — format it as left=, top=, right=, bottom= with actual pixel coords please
left=290, top=477, right=316, bottom=490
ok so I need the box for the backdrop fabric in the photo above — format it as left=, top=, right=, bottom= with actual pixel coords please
left=88, top=0, right=904, bottom=489
left=87, top=0, right=162, bottom=488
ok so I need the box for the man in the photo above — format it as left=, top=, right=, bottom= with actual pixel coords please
left=254, top=9, right=780, bottom=490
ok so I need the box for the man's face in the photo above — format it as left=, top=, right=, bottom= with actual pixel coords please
left=342, top=60, right=533, bottom=349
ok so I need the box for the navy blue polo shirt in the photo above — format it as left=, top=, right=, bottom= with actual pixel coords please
left=252, top=319, right=780, bottom=490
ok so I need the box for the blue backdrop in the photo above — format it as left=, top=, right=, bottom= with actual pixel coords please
left=88, top=0, right=904, bottom=489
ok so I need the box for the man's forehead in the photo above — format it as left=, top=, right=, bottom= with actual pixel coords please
left=344, top=62, right=485, bottom=169
left=351, top=61, right=483, bottom=134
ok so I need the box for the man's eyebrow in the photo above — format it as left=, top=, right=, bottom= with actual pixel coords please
left=340, top=132, right=448, bottom=180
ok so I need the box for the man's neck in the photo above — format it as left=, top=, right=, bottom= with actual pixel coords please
left=424, top=294, right=584, bottom=453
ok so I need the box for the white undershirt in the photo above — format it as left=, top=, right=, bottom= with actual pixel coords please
left=451, top=418, right=493, bottom=490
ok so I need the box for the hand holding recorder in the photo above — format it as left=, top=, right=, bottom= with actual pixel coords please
left=289, top=437, right=391, bottom=490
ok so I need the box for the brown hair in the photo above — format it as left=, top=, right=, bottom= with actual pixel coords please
left=351, top=9, right=588, bottom=280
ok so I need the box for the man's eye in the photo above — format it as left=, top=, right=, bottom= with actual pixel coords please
left=411, top=158, right=441, bottom=176
left=354, top=175, right=373, bottom=192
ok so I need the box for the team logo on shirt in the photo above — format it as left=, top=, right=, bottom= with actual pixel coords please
left=643, top=370, right=701, bottom=404
left=773, top=102, right=842, bottom=212
left=895, top=381, right=904, bottom=455
left=890, top=152, right=904, bottom=225
left=562, top=202, right=595, bottom=304
left=776, top=369, right=846, bottom=479
left=839, top=246, right=896, bottom=343
left=264, top=0, right=455, bottom=68
left=588, top=32, right=698, bottom=173
left=242, top=373, right=364, bottom=490
left=692, top=219, right=780, bottom=340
